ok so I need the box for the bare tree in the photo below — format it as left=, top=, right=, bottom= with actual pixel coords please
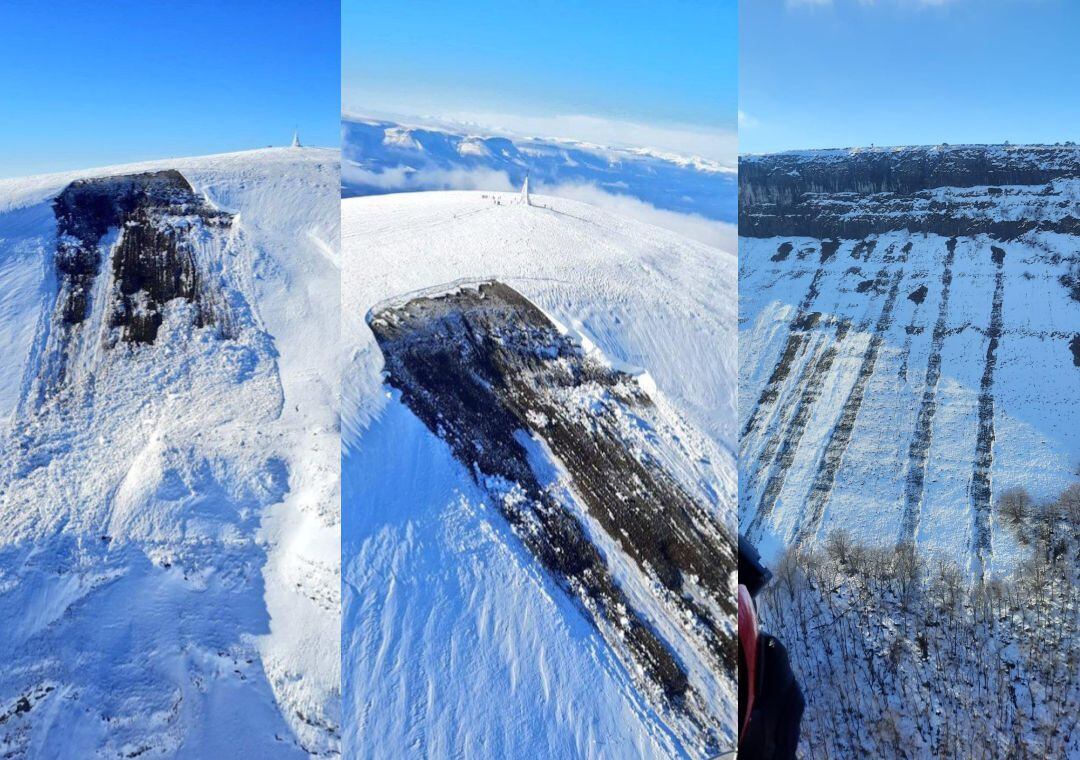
left=998, top=486, right=1033, bottom=536
left=772, top=543, right=802, bottom=602
left=757, top=504, right=1079, bottom=759
left=825, top=528, right=854, bottom=568
left=1031, top=500, right=1067, bottom=564
left=1057, top=482, right=1080, bottom=528
left=895, top=541, right=922, bottom=606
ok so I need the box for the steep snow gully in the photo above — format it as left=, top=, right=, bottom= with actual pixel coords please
left=740, top=145, right=1080, bottom=574
left=0, top=149, right=340, bottom=758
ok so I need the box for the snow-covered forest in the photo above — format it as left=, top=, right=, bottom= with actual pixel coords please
left=759, top=481, right=1080, bottom=758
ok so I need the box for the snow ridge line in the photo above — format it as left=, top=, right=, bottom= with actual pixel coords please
left=899, top=238, right=959, bottom=546
left=969, top=245, right=1007, bottom=573
left=363, top=274, right=579, bottom=327
left=794, top=245, right=910, bottom=545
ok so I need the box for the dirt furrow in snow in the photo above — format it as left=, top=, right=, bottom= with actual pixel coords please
left=746, top=321, right=848, bottom=537
left=795, top=250, right=909, bottom=545
left=969, top=245, right=1006, bottom=572
left=740, top=239, right=838, bottom=442
left=899, top=237, right=958, bottom=545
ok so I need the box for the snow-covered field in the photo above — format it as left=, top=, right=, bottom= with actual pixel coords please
left=0, top=148, right=341, bottom=757
left=342, top=190, right=737, bottom=758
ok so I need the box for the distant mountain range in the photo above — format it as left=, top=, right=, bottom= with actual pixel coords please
left=342, top=115, right=737, bottom=224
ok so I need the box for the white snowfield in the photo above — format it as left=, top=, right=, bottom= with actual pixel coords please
left=0, top=148, right=341, bottom=757
left=342, top=191, right=737, bottom=759
left=740, top=224, right=1079, bottom=575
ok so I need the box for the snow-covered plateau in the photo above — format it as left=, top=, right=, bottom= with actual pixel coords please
left=342, top=190, right=737, bottom=759
left=0, top=148, right=341, bottom=757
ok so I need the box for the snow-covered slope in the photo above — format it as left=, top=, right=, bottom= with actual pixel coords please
left=0, top=148, right=341, bottom=757
left=342, top=191, right=737, bottom=758
left=739, top=144, right=1080, bottom=575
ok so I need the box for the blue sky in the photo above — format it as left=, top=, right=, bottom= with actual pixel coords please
left=741, top=0, right=1080, bottom=153
left=342, top=0, right=738, bottom=163
left=0, top=1, right=339, bottom=178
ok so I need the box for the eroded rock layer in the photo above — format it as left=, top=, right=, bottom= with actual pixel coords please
left=740, top=144, right=1080, bottom=239
left=370, top=281, right=736, bottom=755
left=53, top=170, right=231, bottom=346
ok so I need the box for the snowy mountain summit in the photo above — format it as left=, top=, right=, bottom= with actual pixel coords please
left=0, top=148, right=340, bottom=758
left=739, top=144, right=1080, bottom=574
left=343, top=190, right=737, bottom=759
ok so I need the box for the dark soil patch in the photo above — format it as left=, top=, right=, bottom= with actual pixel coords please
left=772, top=242, right=793, bottom=262
left=908, top=285, right=928, bottom=304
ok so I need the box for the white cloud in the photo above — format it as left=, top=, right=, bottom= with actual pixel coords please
left=342, top=163, right=515, bottom=193
left=738, top=110, right=759, bottom=129
left=536, top=181, right=737, bottom=253
left=343, top=106, right=737, bottom=170
left=343, top=163, right=735, bottom=252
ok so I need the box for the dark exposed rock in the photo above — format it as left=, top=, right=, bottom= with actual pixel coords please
left=740, top=145, right=1080, bottom=239
left=908, top=285, right=928, bottom=304
left=851, top=239, right=878, bottom=261
left=0, top=684, right=54, bottom=726
left=793, top=312, right=822, bottom=331
left=1061, top=263, right=1080, bottom=303
left=370, top=281, right=734, bottom=751
left=741, top=145, right=1079, bottom=207
left=52, top=170, right=231, bottom=344
left=772, top=241, right=793, bottom=262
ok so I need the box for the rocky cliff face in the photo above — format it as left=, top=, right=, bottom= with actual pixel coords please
left=739, top=145, right=1080, bottom=575
left=740, top=144, right=1080, bottom=238
left=31, top=171, right=237, bottom=407
left=53, top=170, right=232, bottom=345
left=370, top=281, right=736, bottom=756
